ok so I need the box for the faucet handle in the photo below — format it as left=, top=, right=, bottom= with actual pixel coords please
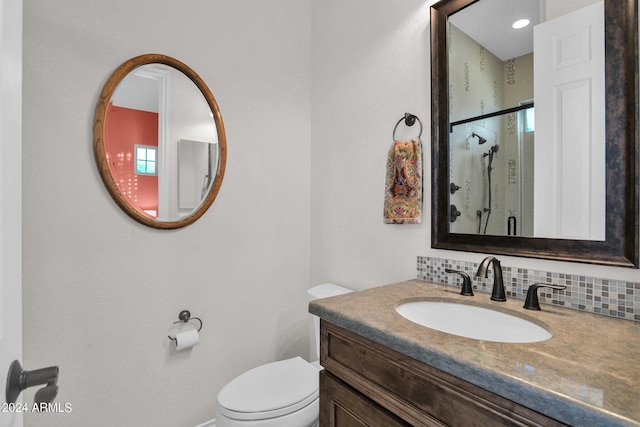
left=523, top=283, right=567, bottom=310
left=445, top=269, right=474, bottom=296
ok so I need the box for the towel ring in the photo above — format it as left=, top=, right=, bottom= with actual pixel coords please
left=167, top=310, right=203, bottom=341
left=392, top=113, right=422, bottom=141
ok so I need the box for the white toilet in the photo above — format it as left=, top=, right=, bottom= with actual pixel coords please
left=215, top=283, right=353, bottom=427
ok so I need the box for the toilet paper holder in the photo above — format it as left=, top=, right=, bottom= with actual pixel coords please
left=167, top=310, right=203, bottom=342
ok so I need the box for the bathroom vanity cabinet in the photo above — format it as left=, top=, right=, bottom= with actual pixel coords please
left=310, top=280, right=640, bottom=426
left=319, top=321, right=564, bottom=426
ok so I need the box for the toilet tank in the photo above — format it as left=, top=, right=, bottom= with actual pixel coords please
left=307, top=283, right=353, bottom=360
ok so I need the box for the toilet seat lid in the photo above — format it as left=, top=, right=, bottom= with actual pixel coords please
left=218, top=356, right=319, bottom=421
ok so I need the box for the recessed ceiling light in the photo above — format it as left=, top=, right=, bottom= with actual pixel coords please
left=512, top=19, right=530, bottom=29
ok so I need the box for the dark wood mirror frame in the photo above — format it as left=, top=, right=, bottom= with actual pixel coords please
left=93, top=54, right=227, bottom=229
left=431, top=0, right=639, bottom=267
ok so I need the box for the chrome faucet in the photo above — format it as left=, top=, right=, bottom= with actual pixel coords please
left=475, top=256, right=506, bottom=301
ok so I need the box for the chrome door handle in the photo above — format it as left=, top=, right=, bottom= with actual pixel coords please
left=5, top=360, right=59, bottom=404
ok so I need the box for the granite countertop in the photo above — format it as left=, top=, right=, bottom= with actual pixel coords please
left=309, top=280, right=640, bottom=427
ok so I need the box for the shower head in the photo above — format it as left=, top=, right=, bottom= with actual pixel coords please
left=472, top=133, right=487, bottom=144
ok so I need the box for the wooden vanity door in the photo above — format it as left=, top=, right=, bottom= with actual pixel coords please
left=320, top=371, right=413, bottom=427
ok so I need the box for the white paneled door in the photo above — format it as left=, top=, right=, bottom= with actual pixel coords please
left=533, top=2, right=605, bottom=240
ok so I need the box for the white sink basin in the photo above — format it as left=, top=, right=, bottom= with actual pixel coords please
left=395, top=300, right=551, bottom=343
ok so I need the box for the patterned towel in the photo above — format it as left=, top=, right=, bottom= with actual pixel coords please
left=383, top=139, right=423, bottom=224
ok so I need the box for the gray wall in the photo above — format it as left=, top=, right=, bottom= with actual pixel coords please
left=23, top=1, right=311, bottom=425
left=310, top=0, right=432, bottom=289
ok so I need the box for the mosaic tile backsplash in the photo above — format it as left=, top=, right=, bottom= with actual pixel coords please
left=417, top=256, right=640, bottom=322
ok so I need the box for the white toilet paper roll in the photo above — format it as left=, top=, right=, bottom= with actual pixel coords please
left=174, top=328, right=200, bottom=351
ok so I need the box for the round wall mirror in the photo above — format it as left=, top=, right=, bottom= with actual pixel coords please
left=93, top=54, right=226, bottom=229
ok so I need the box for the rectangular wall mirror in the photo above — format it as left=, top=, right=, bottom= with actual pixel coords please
left=430, top=0, right=639, bottom=267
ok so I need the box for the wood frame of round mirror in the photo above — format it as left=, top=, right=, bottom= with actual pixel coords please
left=93, top=54, right=227, bottom=229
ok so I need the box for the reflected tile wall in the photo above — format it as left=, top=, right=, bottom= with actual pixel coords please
left=417, top=256, right=640, bottom=322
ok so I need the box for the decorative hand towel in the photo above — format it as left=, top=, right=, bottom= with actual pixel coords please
left=384, top=138, right=423, bottom=224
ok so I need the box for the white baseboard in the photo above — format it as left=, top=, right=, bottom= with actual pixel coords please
left=194, top=418, right=215, bottom=427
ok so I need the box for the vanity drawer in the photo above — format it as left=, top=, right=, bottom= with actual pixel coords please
left=320, top=321, right=565, bottom=427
